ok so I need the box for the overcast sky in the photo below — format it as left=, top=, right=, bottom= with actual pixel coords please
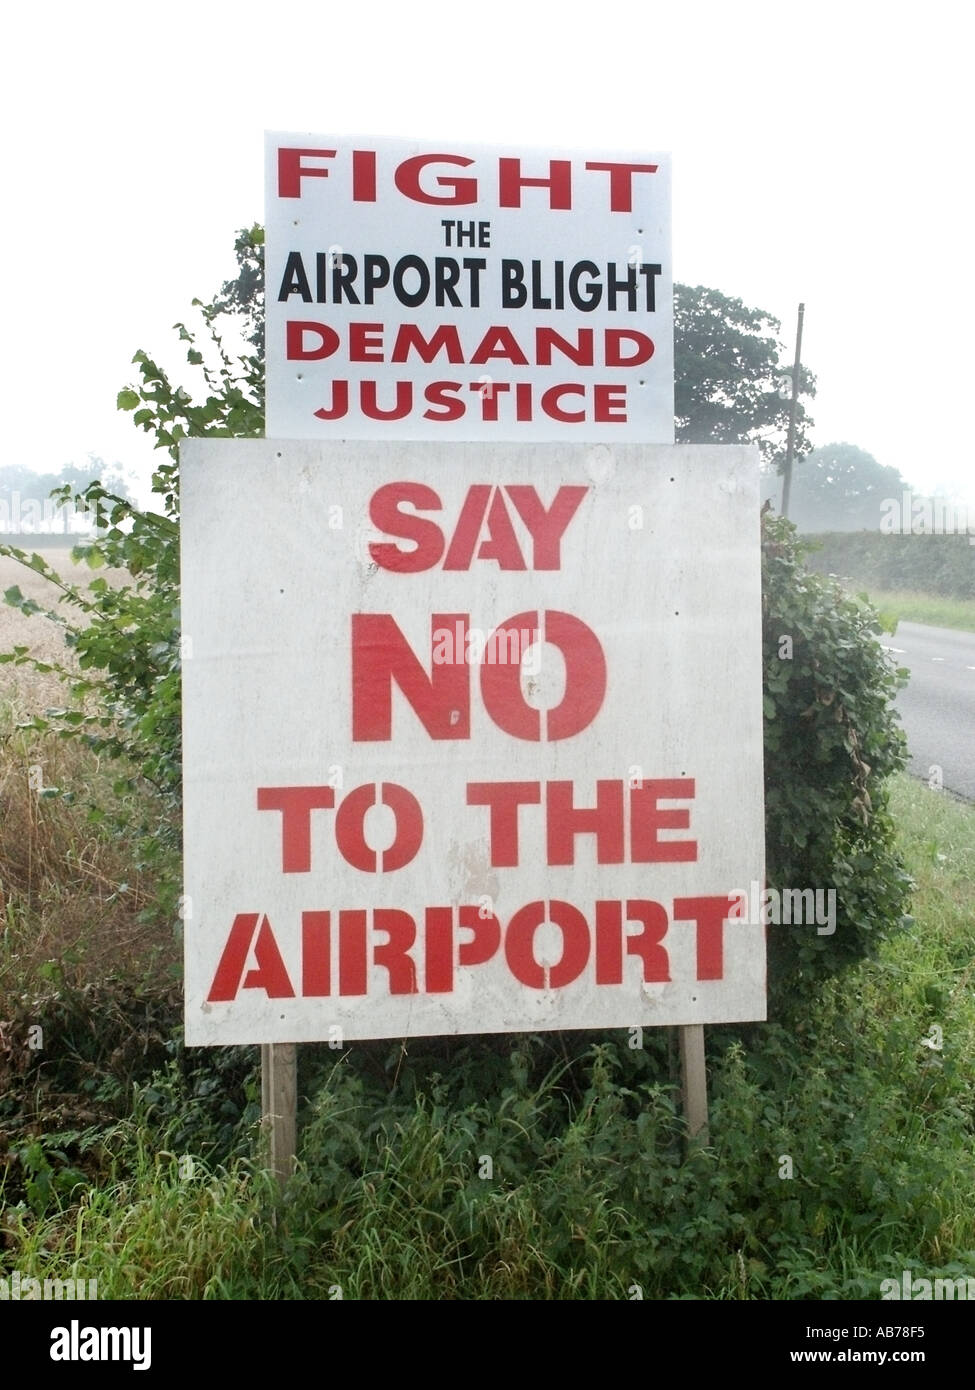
left=3, top=0, right=971, bottom=505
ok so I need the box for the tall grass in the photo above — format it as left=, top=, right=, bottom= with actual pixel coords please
left=853, top=588, right=975, bottom=633
left=0, top=708, right=179, bottom=1197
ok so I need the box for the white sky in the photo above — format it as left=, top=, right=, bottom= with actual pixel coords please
left=3, top=0, right=972, bottom=505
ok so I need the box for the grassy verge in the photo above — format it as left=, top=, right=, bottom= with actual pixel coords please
left=2, top=772, right=973, bottom=1299
left=851, top=588, right=975, bottom=633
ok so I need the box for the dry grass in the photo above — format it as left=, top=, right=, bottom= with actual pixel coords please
left=0, top=552, right=179, bottom=1141
left=0, top=716, right=180, bottom=1144
left=0, top=730, right=168, bottom=986
left=0, top=546, right=168, bottom=991
left=0, top=548, right=112, bottom=716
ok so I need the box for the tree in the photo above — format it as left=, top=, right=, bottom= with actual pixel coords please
left=784, top=442, right=906, bottom=532
left=674, top=284, right=816, bottom=466
left=0, top=457, right=137, bottom=539
left=209, top=226, right=265, bottom=371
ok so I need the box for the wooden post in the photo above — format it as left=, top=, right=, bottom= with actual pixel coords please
left=779, top=302, right=805, bottom=520
left=678, top=1024, right=709, bottom=1146
left=261, top=1042, right=297, bottom=1187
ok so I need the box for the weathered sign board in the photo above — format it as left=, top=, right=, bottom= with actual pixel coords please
left=181, top=440, right=765, bottom=1045
left=264, top=133, right=673, bottom=441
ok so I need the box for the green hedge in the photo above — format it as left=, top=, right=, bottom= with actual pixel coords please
left=803, top=531, right=975, bottom=600
left=761, top=517, right=912, bottom=1005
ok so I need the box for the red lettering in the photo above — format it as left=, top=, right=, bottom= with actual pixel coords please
left=207, top=913, right=294, bottom=1001
left=275, top=151, right=659, bottom=212
left=352, top=149, right=377, bottom=201
left=394, top=153, right=477, bottom=205
left=480, top=610, right=606, bottom=741
left=458, top=904, right=502, bottom=967
left=503, top=485, right=587, bottom=568
left=583, top=161, right=658, bottom=212
left=333, top=782, right=423, bottom=871
left=594, top=900, right=623, bottom=984
left=535, top=327, right=593, bottom=366
left=505, top=900, right=590, bottom=988
left=466, top=781, right=541, bottom=866
left=443, top=486, right=526, bottom=570
left=392, top=323, right=464, bottom=363
left=339, top=910, right=367, bottom=995
left=313, top=380, right=349, bottom=420
left=469, top=379, right=509, bottom=421
left=372, top=908, right=418, bottom=994
left=541, top=383, right=586, bottom=423
left=301, top=911, right=331, bottom=996
left=438, top=485, right=486, bottom=568
left=361, top=380, right=412, bottom=420
left=278, top=147, right=335, bottom=198
left=499, top=158, right=571, bottom=209
left=349, top=322, right=385, bottom=361
left=622, top=900, right=671, bottom=982
left=424, top=907, right=454, bottom=993
left=205, top=893, right=739, bottom=1001
left=256, top=785, right=335, bottom=872
left=593, top=384, right=628, bottom=422
left=352, top=613, right=470, bottom=740
left=424, top=904, right=502, bottom=992
left=423, top=380, right=465, bottom=420
left=594, top=900, right=670, bottom=983
left=630, top=780, right=697, bottom=862
left=674, top=896, right=734, bottom=980
left=368, top=481, right=444, bottom=573
left=478, top=612, right=542, bottom=740
left=470, top=326, right=529, bottom=366
left=286, top=321, right=340, bottom=360
left=604, top=330, right=654, bottom=367
left=546, top=780, right=624, bottom=865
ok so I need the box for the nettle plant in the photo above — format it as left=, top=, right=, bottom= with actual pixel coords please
left=1, top=227, right=912, bottom=1004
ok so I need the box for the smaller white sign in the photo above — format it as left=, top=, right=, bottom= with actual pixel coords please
left=264, top=133, right=673, bottom=442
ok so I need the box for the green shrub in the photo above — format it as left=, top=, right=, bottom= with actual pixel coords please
left=761, top=517, right=912, bottom=1003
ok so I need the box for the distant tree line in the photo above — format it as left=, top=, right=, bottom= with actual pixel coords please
left=804, top=531, right=975, bottom=599
left=759, top=443, right=906, bottom=532
left=0, top=457, right=136, bottom=540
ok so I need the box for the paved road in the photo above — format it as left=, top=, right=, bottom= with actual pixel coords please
left=884, top=622, right=975, bottom=800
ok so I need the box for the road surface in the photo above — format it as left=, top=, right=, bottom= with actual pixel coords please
left=885, top=622, right=975, bottom=800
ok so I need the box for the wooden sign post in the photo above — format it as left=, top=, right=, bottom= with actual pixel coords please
left=261, top=1042, right=297, bottom=1187
left=679, top=1023, right=709, bottom=1144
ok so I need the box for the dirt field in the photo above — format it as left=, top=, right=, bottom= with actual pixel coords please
left=0, top=547, right=109, bottom=716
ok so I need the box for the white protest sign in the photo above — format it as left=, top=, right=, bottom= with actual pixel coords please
left=264, top=134, right=672, bottom=441
left=180, top=441, right=764, bottom=1045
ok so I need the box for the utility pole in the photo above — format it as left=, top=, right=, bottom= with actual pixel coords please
left=780, top=302, right=805, bottom=520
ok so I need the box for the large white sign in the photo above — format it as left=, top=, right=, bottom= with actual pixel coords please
left=264, top=134, right=673, bottom=442
left=181, top=441, right=764, bottom=1045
